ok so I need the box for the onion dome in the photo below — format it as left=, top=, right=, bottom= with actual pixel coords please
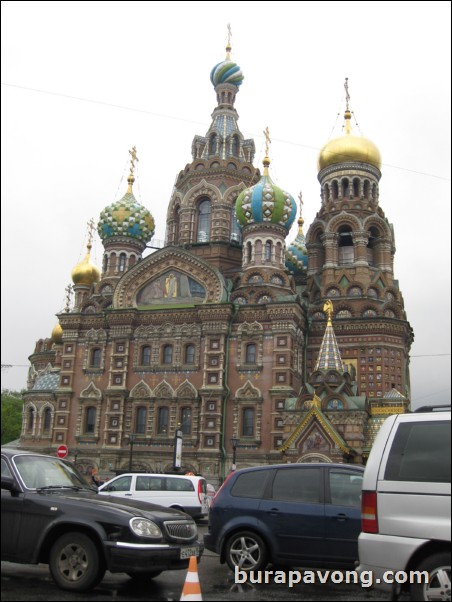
left=71, top=242, right=101, bottom=286
left=318, top=79, right=381, bottom=171
left=51, top=322, right=63, bottom=344
left=98, top=174, right=155, bottom=245
left=236, top=142, right=297, bottom=231
left=210, top=41, right=244, bottom=88
left=286, top=194, right=308, bottom=274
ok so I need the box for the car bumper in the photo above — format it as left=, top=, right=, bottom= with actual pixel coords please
left=357, top=532, right=428, bottom=592
left=104, top=539, right=204, bottom=574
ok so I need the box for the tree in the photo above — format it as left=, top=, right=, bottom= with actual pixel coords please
left=1, top=390, right=23, bottom=445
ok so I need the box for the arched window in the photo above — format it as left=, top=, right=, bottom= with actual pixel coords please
left=103, top=254, right=109, bottom=273
left=27, top=407, right=34, bottom=432
left=197, top=198, right=211, bottom=242
left=242, top=408, right=255, bottom=437
left=91, top=348, right=101, bottom=368
left=265, top=241, right=272, bottom=261
left=363, top=180, right=370, bottom=199
left=185, top=344, right=195, bottom=364
left=246, top=241, right=252, bottom=263
left=43, top=407, right=52, bottom=432
left=209, top=134, right=218, bottom=155
left=174, top=205, right=180, bottom=242
left=342, top=178, right=350, bottom=198
left=338, top=226, right=354, bottom=265
left=231, top=135, right=239, bottom=157
left=119, top=253, right=126, bottom=272
left=353, top=178, right=360, bottom=197
left=367, top=227, right=378, bottom=266
left=141, top=345, right=151, bottom=366
left=136, top=407, right=147, bottom=434
left=245, top=343, right=257, bottom=364
left=85, top=407, right=96, bottom=434
left=157, top=407, right=169, bottom=434
left=231, top=208, right=242, bottom=243
left=332, top=181, right=339, bottom=200
left=162, top=345, right=173, bottom=365
left=181, top=407, right=192, bottom=435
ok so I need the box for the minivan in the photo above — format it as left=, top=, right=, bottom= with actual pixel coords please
left=357, top=407, right=451, bottom=601
left=204, top=463, right=364, bottom=571
left=98, top=473, right=209, bottom=519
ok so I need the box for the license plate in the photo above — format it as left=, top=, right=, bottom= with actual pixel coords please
left=180, top=546, right=200, bottom=559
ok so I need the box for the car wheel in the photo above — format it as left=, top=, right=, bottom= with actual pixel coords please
left=127, top=571, right=162, bottom=581
left=49, top=532, right=105, bottom=592
left=410, top=552, right=451, bottom=601
left=225, top=531, right=268, bottom=572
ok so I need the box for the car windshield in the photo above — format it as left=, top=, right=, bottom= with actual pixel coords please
left=13, top=455, right=93, bottom=491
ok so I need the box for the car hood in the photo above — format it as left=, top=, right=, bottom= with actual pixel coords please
left=32, top=488, right=193, bottom=521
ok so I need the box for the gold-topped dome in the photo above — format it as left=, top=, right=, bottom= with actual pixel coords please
left=51, top=322, right=63, bottom=344
left=71, top=242, right=100, bottom=286
left=318, top=79, right=381, bottom=172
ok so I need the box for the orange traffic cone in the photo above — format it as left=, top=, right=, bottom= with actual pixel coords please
left=180, top=556, right=202, bottom=601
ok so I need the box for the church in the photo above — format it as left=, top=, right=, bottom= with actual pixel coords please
left=21, top=37, right=413, bottom=483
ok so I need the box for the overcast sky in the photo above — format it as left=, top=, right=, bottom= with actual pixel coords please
left=1, top=1, right=450, bottom=409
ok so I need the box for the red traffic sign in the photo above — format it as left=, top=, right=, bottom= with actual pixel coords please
left=57, top=445, right=68, bottom=459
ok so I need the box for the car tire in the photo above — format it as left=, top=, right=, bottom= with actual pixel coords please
left=410, top=552, right=451, bottom=601
left=225, top=531, right=268, bottom=572
left=49, top=532, right=105, bottom=592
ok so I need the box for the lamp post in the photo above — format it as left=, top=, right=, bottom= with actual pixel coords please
left=173, top=425, right=183, bottom=471
left=128, top=434, right=136, bottom=472
left=231, top=437, right=238, bottom=471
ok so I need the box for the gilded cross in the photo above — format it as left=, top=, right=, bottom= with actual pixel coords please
left=87, top=218, right=96, bottom=245
left=129, top=146, right=139, bottom=176
left=344, top=77, right=350, bottom=111
left=298, top=191, right=303, bottom=213
left=227, top=23, right=232, bottom=46
left=65, top=284, right=73, bottom=312
left=263, top=127, right=271, bottom=158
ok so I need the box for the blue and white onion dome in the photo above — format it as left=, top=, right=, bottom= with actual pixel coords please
left=235, top=156, right=297, bottom=232
left=97, top=174, right=155, bottom=245
left=286, top=209, right=308, bottom=274
left=210, top=42, right=244, bottom=88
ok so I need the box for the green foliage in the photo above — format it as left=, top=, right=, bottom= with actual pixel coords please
left=1, top=390, right=23, bottom=445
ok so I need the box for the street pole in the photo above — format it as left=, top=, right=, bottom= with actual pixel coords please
left=128, top=434, right=136, bottom=471
left=231, top=437, right=238, bottom=471
left=173, top=425, right=183, bottom=471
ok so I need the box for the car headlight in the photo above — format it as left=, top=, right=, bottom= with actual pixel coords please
left=129, top=517, right=162, bottom=538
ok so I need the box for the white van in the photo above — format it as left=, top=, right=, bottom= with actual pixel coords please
left=98, top=473, right=209, bottom=519
left=357, top=407, right=451, bottom=601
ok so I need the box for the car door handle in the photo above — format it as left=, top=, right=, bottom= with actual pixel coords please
left=266, top=508, right=280, bottom=515
left=335, top=513, right=349, bottom=521
left=125, top=493, right=133, bottom=496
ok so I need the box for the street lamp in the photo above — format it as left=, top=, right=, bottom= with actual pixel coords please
left=173, top=425, right=183, bottom=471
left=128, top=434, right=136, bottom=472
left=231, top=437, right=238, bottom=471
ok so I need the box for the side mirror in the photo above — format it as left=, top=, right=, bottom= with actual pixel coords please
left=1, top=475, right=21, bottom=495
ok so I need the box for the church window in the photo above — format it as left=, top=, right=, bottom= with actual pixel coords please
left=231, top=135, right=239, bottom=157
left=103, top=254, right=109, bottom=272
left=119, top=253, right=126, bottom=272
left=209, top=134, right=218, bottom=155
left=90, top=348, right=101, bottom=368
left=342, top=178, right=350, bottom=198
left=231, top=208, right=242, bottom=243
left=332, top=181, right=339, bottom=200
left=85, top=407, right=96, bottom=434
left=197, top=198, right=211, bottom=242
left=135, top=407, right=147, bottom=434
left=353, top=178, right=360, bottom=197
left=162, top=345, right=173, bottom=365
left=174, top=205, right=181, bottom=242
left=265, top=241, right=272, bottom=261
left=141, top=345, right=151, bottom=366
left=245, top=343, right=257, bottom=364
left=185, top=344, right=195, bottom=364
left=338, top=226, right=354, bottom=265
left=27, top=407, right=34, bottom=432
left=43, top=408, right=52, bottom=432
left=157, top=407, right=169, bottom=434
left=181, top=407, right=192, bottom=435
left=363, top=180, right=370, bottom=199
left=242, top=408, right=255, bottom=437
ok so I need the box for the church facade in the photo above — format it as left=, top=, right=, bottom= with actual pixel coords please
left=21, top=41, right=413, bottom=483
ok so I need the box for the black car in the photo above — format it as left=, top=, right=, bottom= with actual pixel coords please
left=1, top=449, right=203, bottom=592
left=205, top=463, right=364, bottom=572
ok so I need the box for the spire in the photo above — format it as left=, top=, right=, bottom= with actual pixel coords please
left=263, top=126, right=271, bottom=175
left=297, top=191, right=304, bottom=233
left=127, top=146, right=139, bottom=193
left=226, top=23, right=232, bottom=59
left=314, top=300, right=344, bottom=371
left=343, top=77, right=352, bottom=135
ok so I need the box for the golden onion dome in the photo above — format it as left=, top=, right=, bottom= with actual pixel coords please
left=51, top=322, right=63, bottom=344
left=318, top=109, right=381, bottom=172
left=71, top=243, right=101, bottom=286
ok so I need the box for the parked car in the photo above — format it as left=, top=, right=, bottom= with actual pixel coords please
left=206, top=483, right=216, bottom=507
left=357, top=407, right=451, bottom=601
left=98, top=472, right=209, bottom=519
left=1, top=449, right=203, bottom=592
left=204, top=462, right=364, bottom=571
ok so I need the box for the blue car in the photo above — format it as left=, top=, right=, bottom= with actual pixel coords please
left=204, top=463, right=364, bottom=572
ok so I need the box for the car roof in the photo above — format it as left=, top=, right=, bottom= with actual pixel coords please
left=231, top=463, right=364, bottom=475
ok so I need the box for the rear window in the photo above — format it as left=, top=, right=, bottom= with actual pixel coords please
left=166, top=477, right=194, bottom=492
left=385, top=420, right=451, bottom=483
left=231, top=470, right=271, bottom=498
left=272, top=467, right=321, bottom=503
left=136, top=476, right=164, bottom=491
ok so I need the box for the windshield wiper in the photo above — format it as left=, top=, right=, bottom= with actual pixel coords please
left=36, top=485, right=84, bottom=491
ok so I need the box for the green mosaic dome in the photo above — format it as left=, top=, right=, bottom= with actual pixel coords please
left=98, top=191, right=155, bottom=245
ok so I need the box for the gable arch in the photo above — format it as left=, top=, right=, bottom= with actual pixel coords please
left=183, top=180, right=221, bottom=207
left=130, top=380, right=153, bottom=399
left=363, top=215, right=393, bottom=238
left=176, top=380, right=198, bottom=399
left=326, top=211, right=362, bottom=234
left=154, top=380, right=175, bottom=399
